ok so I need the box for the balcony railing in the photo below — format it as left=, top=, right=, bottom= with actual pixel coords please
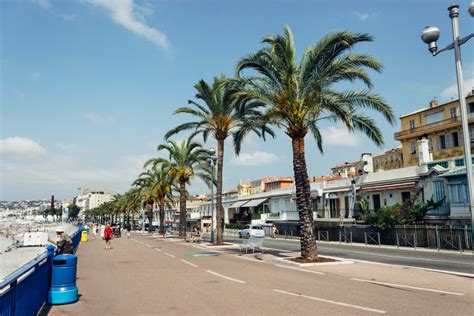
left=394, top=117, right=460, bottom=138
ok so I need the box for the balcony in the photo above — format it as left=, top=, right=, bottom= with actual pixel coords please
left=394, top=117, right=461, bottom=140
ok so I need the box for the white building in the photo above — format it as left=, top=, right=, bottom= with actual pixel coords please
left=75, top=190, right=115, bottom=215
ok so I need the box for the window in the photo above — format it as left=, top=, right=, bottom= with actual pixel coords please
left=410, top=140, right=417, bottom=155
left=469, top=102, right=474, bottom=113
left=451, top=132, right=459, bottom=147
left=450, top=107, right=457, bottom=119
left=428, top=137, right=433, bottom=152
left=470, top=127, right=474, bottom=143
left=433, top=181, right=445, bottom=202
left=425, top=111, right=444, bottom=124
left=438, top=135, right=446, bottom=150
left=448, top=183, right=468, bottom=203
left=409, top=120, right=415, bottom=129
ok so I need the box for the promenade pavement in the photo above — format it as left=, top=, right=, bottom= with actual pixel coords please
left=44, top=233, right=473, bottom=316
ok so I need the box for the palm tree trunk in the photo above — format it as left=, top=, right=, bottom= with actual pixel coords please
left=291, top=136, right=317, bottom=259
left=179, top=180, right=187, bottom=239
left=147, top=204, right=154, bottom=233
left=216, top=137, right=225, bottom=245
left=159, top=198, right=165, bottom=236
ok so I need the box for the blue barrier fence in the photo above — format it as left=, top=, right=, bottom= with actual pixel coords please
left=0, top=228, right=82, bottom=316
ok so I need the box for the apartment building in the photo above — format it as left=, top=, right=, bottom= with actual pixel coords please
left=395, top=95, right=474, bottom=167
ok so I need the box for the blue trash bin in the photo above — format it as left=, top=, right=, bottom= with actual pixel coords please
left=48, top=254, right=79, bottom=304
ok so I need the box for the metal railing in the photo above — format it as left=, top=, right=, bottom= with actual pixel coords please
left=0, top=228, right=82, bottom=316
left=394, top=117, right=460, bottom=138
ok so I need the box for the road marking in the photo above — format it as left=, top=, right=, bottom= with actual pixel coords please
left=206, top=270, right=246, bottom=284
left=145, top=244, right=152, bottom=247
left=273, top=289, right=386, bottom=314
left=235, top=256, right=264, bottom=263
left=346, top=258, right=474, bottom=278
left=234, top=240, right=474, bottom=277
left=274, top=264, right=325, bottom=275
left=351, top=278, right=464, bottom=296
left=180, top=259, right=198, bottom=267
left=154, top=248, right=162, bottom=252
left=164, top=252, right=176, bottom=258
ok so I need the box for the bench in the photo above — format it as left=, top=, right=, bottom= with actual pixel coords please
left=240, top=236, right=265, bottom=254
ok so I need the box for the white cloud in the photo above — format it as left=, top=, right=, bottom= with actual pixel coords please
left=81, top=112, right=115, bottom=125
left=321, top=126, right=361, bottom=147
left=0, top=137, right=47, bottom=157
left=441, top=78, right=474, bottom=101
left=353, top=11, right=377, bottom=22
left=83, top=0, right=170, bottom=50
left=230, top=151, right=280, bottom=167
left=34, top=0, right=78, bottom=21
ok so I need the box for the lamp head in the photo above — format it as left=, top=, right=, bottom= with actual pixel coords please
left=469, top=1, right=474, bottom=17
left=421, top=25, right=440, bottom=55
left=209, top=147, right=216, bottom=156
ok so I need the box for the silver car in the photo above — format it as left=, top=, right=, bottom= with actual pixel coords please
left=239, top=225, right=265, bottom=238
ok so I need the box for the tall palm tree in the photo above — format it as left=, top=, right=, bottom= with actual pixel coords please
left=132, top=176, right=157, bottom=233
left=235, top=26, right=395, bottom=259
left=165, top=75, right=272, bottom=244
left=124, top=188, right=143, bottom=228
left=133, top=165, right=175, bottom=235
left=147, top=135, right=213, bottom=239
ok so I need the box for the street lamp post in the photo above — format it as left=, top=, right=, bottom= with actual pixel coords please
left=421, top=2, right=474, bottom=232
left=208, top=147, right=217, bottom=243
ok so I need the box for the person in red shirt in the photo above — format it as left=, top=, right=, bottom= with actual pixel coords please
left=104, top=223, right=113, bottom=250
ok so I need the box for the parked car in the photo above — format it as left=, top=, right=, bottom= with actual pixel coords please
left=239, top=225, right=265, bottom=238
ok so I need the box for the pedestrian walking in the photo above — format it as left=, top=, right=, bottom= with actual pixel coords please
left=104, top=223, right=113, bottom=250
left=271, top=224, right=278, bottom=238
left=126, top=224, right=131, bottom=238
left=100, top=224, right=105, bottom=239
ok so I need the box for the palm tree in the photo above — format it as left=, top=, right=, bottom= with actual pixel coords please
left=147, top=135, right=213, bottom=239
left=165, top=75, right=272, bottom=244
left=133, top=165, right=175, bottom=235
left=235, top=26, right=395, bottom=259
left=132, top=177, right=157, bottom=233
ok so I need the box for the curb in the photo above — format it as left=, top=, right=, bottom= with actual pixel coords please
left=273, top=256, right=354, bottom=267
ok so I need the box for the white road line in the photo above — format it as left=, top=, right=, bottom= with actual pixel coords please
left=180, top=259, right=198, bottom=267
left=154, top=248, right=162, bottom=252
left=274, top=264, right=325, bottom=275
left=145, top=244, right=152, bottom=247
left=273, top=289, right=386, bottom=314
left=235, top=256, right=264, bottom=263
left=164, top=252, right=176, bottom=258
left=351, top=278, right=464, bottom=296
left=206, top=270, right=246, bottom=284
left=346, top=258, right=474, bottom=278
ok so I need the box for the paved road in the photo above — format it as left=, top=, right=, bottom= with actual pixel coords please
left=44, top=233, right=473, bottom=315
left=212, top=235, right=474, bottom=275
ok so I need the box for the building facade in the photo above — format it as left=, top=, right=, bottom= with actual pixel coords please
left=395, top=95, right=474, bottom=168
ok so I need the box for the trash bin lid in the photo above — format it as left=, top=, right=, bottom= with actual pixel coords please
left=53, top=254, right=77, bottom=265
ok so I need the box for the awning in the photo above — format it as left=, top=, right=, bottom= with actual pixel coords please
left=361, top=182, right=416, bottom=193
left=291, top=193, right=319, bottom=201
left=323, top=187, right=351, bottom=193
left=230, top=200, right=249, bottom=208
left=242, top=198, right=268, bottom=208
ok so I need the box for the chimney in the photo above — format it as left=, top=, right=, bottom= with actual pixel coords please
left=50, top=195, right=55, bottom=209
left=418, top=138, right=432, bottom=165
left=447, top=158, right=456, bottom=170
left=429, top=98, right=439, bottom=108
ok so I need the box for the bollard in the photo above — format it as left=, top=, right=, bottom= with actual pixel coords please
left=364, top=232, right=368, bottom=246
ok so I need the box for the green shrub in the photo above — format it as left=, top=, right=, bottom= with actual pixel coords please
left=251, top=213, right=261, bottom=220
left=225, top=223, right=246, bottom=230
left=365, top=198, right=444, bottom=230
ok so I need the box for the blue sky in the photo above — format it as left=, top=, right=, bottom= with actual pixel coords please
left=1, top=0, right=473, bottom=201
